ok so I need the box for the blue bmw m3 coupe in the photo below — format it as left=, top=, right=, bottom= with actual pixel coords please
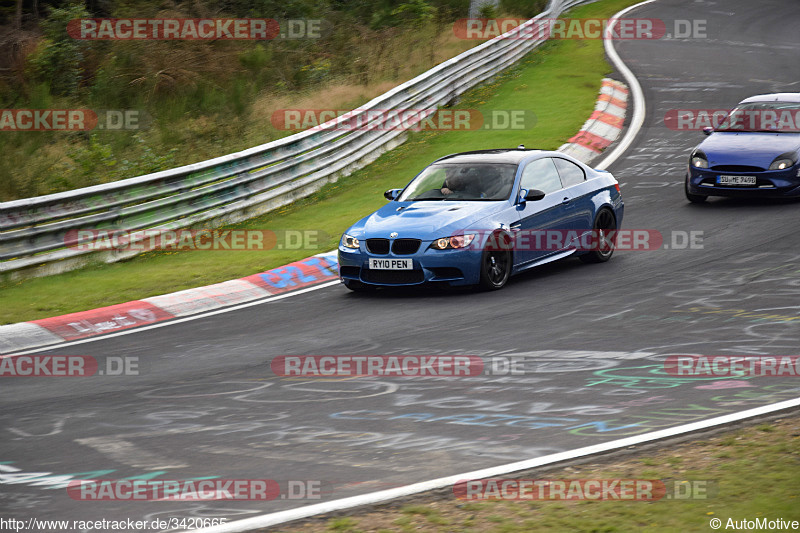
left=338, top=148, right=624, bottom=291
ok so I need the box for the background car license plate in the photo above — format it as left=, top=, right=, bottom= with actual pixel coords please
left=369, top=258, right=412, bottom=270
left=718, top=175, right=756, bottom=186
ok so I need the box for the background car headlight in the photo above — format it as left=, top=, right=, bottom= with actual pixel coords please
left=431, top=234, right=476, bottom=250
left=769, top=152, right=797, bottom=170
left=341, top=234, right=360, bottom=249
left=690, top=150, right=709, bottom=168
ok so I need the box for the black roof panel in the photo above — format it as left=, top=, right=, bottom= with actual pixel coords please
left=433, top=148, right=546, bottom=165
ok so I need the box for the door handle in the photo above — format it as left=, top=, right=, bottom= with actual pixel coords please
left=562, top=197, right=571, bottom=204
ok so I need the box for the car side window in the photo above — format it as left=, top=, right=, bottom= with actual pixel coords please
left=520, top=158, right=563, bottom=195
left=553, top=158, right=586, bottom=187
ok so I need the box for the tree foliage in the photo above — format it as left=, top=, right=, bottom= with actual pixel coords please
left=26, top=3, right=90, bottom=96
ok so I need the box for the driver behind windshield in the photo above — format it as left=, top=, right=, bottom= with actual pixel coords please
left=441, top=169, right=484, bottom=197
left=441, top=167, right=511, bottom=199
left=400, top=164, right=515, bottom=201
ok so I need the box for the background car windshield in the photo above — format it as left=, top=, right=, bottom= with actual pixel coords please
left=715, top=102, right=800, bottom=132
left=397, top=163, right=517, bottom=201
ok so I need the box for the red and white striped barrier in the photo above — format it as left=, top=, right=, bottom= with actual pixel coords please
left=559, top=78, right=628, bottom=164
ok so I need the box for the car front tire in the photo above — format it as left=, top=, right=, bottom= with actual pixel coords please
left=685, top=175, right=707, bottom=203
left=478, top=234, right=511, bottom=290
left=579, top=208, right=616, bottom=264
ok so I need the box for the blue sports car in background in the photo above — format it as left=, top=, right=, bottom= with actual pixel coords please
left=685, top=92, right=800, bottom=203
left=338, top=148, right=624, bottom=291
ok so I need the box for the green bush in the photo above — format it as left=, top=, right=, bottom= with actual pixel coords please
left=499, top=0, right=548, bottom=18
left=239, top=44, right=272, bottom=73
left=478, top=3, right=498, bottom=18
left=26, top=3, right=91, bottom=97
left=371, top=0, right=437, bottom=29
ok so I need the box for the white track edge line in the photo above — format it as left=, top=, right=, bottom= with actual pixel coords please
left=594, top=0, right=656, bottom=170
left=188, top=397, right=800, bottom=532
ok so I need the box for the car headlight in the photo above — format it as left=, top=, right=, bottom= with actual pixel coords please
left=431, top=234, right=476, bottom=250
left=341, top=234, right=360, bottom=249
left=769, top=152, right=797, bottom=170
left=690, top=150, right=709, bottom=168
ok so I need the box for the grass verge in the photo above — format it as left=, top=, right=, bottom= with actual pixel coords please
left=274, top=414, right=800, bottom=532
left=0, top=0, right=640, bottom=324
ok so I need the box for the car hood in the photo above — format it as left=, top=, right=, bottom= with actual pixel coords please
left=348, top=201, right=507, bottom=239
left=699, top=132, right=800, bottom=168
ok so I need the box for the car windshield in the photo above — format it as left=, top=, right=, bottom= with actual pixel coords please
left=396, top=163, right=517, bottom=201
left=714, top=102, right=800, bottom=133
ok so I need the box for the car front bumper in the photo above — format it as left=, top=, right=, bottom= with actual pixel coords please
left=338, top=242, right=483, bottom=287
left=687, top=166, right=800, bottom=198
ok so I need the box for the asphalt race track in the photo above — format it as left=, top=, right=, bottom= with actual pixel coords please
left=2, top=0, right=800, bottom=529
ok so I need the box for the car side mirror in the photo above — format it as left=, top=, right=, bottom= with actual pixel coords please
left=702, top=127, right=713, bottom=136
left=384, top=188, right=402, bottom=200
left=518, top=188, right=545, bottom=203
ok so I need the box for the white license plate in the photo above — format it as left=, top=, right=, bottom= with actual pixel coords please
left=718, top=175, right=756, bottom=186
left=369, top=258, right=412, bottom=270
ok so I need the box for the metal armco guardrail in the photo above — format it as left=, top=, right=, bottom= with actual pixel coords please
left=0, top=0, right=589, bottom=280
